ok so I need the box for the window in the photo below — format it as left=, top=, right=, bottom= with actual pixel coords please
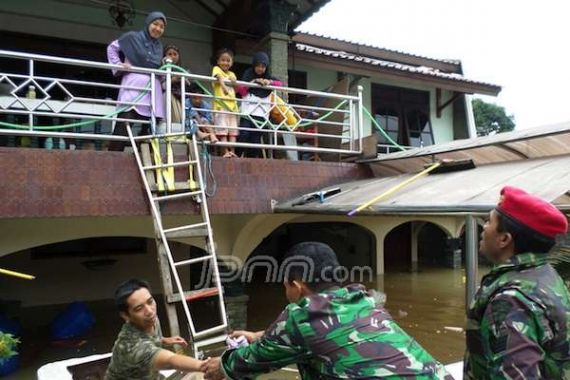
left=372, top=84, right=434, bottom=151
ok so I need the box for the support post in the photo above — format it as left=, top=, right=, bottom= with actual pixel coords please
left=465, top=215, right=479, bottom=311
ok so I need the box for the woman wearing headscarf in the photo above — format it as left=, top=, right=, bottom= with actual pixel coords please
left=106, top=11, right=167, bottom=151
left=236, top=52, right=282, bottom=157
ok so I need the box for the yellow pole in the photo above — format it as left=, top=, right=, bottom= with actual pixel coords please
left=347, top=162, right=441, bottom=216
left=0, top=268, right=35, bottom=280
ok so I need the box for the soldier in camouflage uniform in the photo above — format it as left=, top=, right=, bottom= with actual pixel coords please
left=203, top=242, right=453, bottom=379
left=105, top=279, right=204, bottom=380
left=464, top=186, right=570, bottom=379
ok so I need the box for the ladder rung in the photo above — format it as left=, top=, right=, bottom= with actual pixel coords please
left=164, top=223, right=209, bottom=239
left=150, top=182, right=200, bottom=192
left=167, top=287, right=220, bottom=303
left=193, top=334, right=228, bottom=350
left=153, top=190, right=201, bottom=202
left=194, top=325, right=228, bottom=340
left=143, top=160, right=198, bottom=170
left=174, top=255, right=213, bottom=267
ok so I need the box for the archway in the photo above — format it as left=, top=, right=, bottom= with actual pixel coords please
left=383, top=221, right=452, bottom=272
left=241, top=221, right=376, bottom=330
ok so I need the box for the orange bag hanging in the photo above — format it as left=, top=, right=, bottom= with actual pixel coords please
left=270, top=92, right=298, bottom=128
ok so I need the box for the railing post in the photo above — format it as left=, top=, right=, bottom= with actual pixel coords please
left=28, top=59, right=34, bottom=130
left=180, top=66, right=186, bottom=131
left=165, top=60, right=172, bottom=134
left=150, top=73, right=157, bottom=135
left=357, top=85, right=364, bottom=154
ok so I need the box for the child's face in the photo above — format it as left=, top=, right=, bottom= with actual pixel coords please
left=254, top=63, right=267, bottom=76
left=164, top=48, right=179, bottom=64
left=191, top=95, right=202, bottom=107
left=217, top=53, right=233, bottom=72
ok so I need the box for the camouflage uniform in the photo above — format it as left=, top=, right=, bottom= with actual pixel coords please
left=221, top=284, right=452, bottom=379
left=106, top=319, right=164, bottom=380
left=464, top=253, right=570, bottom=379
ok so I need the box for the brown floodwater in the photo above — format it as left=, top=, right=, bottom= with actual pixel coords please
left=246, top=266, right=487, bottom=365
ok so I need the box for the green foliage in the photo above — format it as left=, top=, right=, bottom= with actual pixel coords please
left=0, top=332, right=20, bottom=361
left=472, top=98, right=515, bottom=136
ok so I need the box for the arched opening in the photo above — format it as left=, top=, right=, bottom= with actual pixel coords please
left=384, top=221, right=453, bottom=272
left=242, top=222, right=376, bottom=330
left=382, top=221, right=466, bottom=363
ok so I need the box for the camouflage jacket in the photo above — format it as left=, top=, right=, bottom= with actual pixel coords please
left=105, top=319, right=164, bottom=380
left=221, top=284, right=452, bottom=379
left=464, top=252, right=570, bottom=379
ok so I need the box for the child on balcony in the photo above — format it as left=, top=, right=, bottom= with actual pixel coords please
left=161, top=44, right=190, bottom=125
left=236, top=52, right=283, bottom=158
left=186, top=83, right=218, bottom=144
left=211, top=48, right=238, bottom=158
left=106, top=11, right=167, bottom=151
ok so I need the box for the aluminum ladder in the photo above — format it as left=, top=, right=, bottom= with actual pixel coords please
left=127, top=126, right=228, bottom=358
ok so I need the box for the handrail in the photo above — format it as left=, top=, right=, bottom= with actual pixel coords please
left=0, top=49, right=364, bottom=156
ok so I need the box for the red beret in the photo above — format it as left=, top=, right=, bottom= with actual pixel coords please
left=497, top=186, right=568, bottom=238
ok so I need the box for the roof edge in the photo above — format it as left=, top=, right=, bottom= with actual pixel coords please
left=292, top=32, right=461, bottom=73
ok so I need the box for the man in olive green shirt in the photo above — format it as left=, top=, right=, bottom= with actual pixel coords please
left=106, top=279, right=203, bottom=380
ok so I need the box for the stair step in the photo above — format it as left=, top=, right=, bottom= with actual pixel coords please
left=150, top=182, right=200, bottom=192
left=143, top=160, right=198, bottom=171
left=153, top=190, right=201, bottom=202
left=194, top=325, right=228, bottom=340
left=167, top=287, right=220, bottom=304
left=174, top=254, right=213, bottom=267
left=164, top=223, right=209, bottom=239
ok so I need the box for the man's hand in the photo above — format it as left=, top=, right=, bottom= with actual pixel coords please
left=230, top=330, right=263, bottom=343
left=202, top=357, right=225, bottom=380
left=162, top=336, right=188, bottom=347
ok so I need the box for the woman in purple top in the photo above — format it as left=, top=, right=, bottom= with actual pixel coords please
left=106, top=11, right=167, bottom=151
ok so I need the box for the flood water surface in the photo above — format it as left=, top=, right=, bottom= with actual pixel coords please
left=247, top=266, right=478, bottom=365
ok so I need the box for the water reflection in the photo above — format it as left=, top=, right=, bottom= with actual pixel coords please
left=246, top=266, right=489, bottom=364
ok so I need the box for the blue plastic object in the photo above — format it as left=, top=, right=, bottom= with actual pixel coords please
left=0, top=354, right=19, bottom=376
left=50, top=302, right=95, bottom=340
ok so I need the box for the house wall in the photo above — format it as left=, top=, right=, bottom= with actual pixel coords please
left=0, top=0, right=214, bottom=75
left=288, top=62, right=457, bottom=144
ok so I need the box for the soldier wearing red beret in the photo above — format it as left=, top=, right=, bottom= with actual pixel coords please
left=464, top=186, right=570, bottom=379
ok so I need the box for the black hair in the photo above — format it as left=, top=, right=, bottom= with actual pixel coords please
left=496, top=211, right=556, bottom=254
left=213, top=48, right=234, bottom=64
left=188, top=82, right=205, bottom=94
left=114, top=279, right=151, bottom=313
left=282, top=242, right=341, bottom=292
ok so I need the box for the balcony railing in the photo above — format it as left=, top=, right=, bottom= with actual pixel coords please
left=0, top=49, right=364, bottom=158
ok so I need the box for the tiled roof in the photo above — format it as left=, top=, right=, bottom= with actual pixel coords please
left=294, top=43, right=500, bottom=92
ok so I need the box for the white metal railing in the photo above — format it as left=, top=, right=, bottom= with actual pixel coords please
left=0, top=49, right=364, bottom=157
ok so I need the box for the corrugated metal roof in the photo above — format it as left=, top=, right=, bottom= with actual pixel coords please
left=295, top=43, right=501, bottom=93
left=274, top=156, right=570, bottom=215
left=363, top=122, right=570, bottom=176
left=294, top=32, right=461, bottom=65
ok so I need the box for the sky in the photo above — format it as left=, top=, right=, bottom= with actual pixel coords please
left=297, top=0, right=570, bottom=130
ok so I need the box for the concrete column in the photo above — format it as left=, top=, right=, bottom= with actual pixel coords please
left=375, top=231, right=385, bottom=275
left=465, top=215, right=479, bottom=311
left=262, top=32, right=289, bottom=86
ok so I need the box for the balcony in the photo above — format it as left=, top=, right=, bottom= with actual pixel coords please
left=0, top=49, right=365, bottom=158
left=0, top=49, right=373, bottom=218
